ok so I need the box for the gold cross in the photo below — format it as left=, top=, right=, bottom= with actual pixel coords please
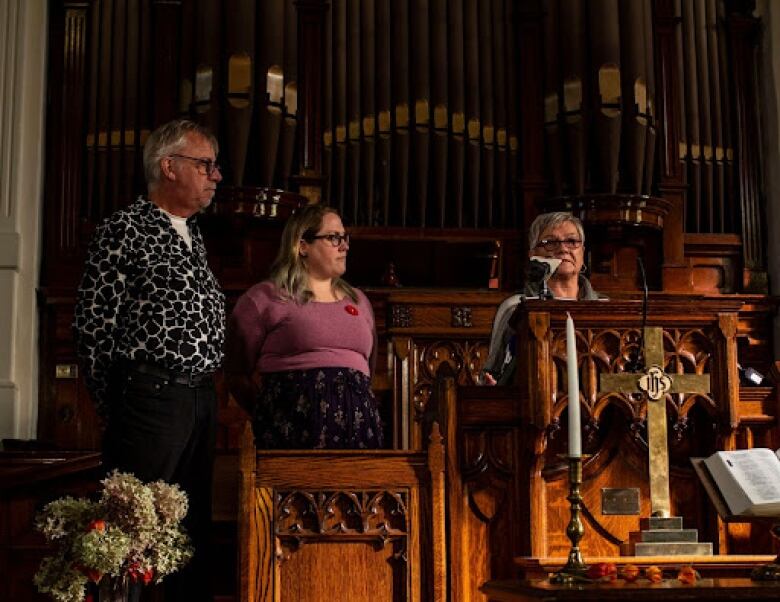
left=599, top=327, right=710, bottom=517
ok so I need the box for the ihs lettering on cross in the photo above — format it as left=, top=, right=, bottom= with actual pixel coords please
left=600, top=326, right=710, bottom=518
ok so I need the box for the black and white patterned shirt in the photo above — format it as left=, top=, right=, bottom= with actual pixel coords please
left=74, top=197, right=225, bottom=416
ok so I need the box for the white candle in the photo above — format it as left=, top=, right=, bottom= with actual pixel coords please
left=566, top=312, right=581, bottom=457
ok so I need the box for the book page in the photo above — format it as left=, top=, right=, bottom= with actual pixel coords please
left=723, top=449, right=780, bottom=504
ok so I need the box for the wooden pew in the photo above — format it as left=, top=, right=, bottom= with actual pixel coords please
left=237, top=424, right=446, bottom=602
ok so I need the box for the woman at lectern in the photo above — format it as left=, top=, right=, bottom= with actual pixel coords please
left=482, top=212, right=603, bottom=385
left=224, top=204, right=383, bottom=449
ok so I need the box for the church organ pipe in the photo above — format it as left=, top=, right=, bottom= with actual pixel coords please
left=137, top=2, right=152, bottom=160
left=463, top=0, right=482, bottom=227
left=706, top=0, right=725, bottom=232
left=478, top=0, right=495, bottom=227
left=179, top=0, right=194, bottom=120
left=346, top=0, right=361, bottom=224
left=84, top=0, right=106, bottom=221
left=152, top=0, right=179, bottom=125
left=95, top=0, right=113, bottom=219
left=193, top=0, right=220, bottom=140
left=543, top=0, right=564, bottom=197
left=431, top=0, right=449, bottom=228
left=492, top=0, right=509, bottom=226
left=588, top=0, right=622, bottom=194
left=618, top=0, right=648, bottom=195
left=559, top=0, right=586, bottom=195
left=322, top=0, right=333, bottom=204
left=504, top=0, right=520, bottom=227
left=50, top=1, right=89, bottom=257
left=119, top=0, right=140, bottom=207
left=411, top=0, right=431, bottom=227
left=448, top=0, right=466, bottom=228
left=674, top=0, right=688, bottom=186
left=694, top=0, right=714, bottom=232
left=681, top=0, right=702, bottom=231
left=375, top=0, right=392, bottom=226
left=256, top=0, right=283, bottom=187
left=391, top=0, right=411, bottom=226
left=642, top=0, right=656, bottom=195
left=716, top=0, right=736, bottom=231
left=109, top=0, right=127, bottom=210
left=728, top=9, right=765, bottom=273
left=316, top=0, right=521, bottom=229
left=275, top=0, right=298, bottom=191
left=224, top=0, right=254, bottom=186
left=360, top=0, right=376, bottom=225
left=332, top=0, right=348, bottom=214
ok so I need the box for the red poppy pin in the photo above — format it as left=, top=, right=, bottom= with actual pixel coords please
left=345, top=304, right=359, bottom=316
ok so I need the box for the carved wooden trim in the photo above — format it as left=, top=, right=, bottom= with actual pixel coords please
left=460, top=428, right=516, bottom=524
left=391, top=304, right=414, bottom=328
left=548, top=324, right=720, bottom=449
left=451, top=306, right=473, bottom=328
left=275, top=489, right=409, bottom=549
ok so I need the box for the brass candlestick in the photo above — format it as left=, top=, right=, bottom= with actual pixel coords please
left=551, top=455, right=589, bottom=584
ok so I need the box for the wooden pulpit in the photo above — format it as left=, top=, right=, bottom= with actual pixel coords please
left=444, top=297, right=778, bottom=600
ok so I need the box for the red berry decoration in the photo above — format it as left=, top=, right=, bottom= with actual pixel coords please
left=646, top=565, right=663, bottom=583
left=621, top=564, right=640, bottom=582
left=586, top=562, right=617, bottom=582
left=345, top=304, right=359, bottom=316
left=677, top=565, right=699, bottom=584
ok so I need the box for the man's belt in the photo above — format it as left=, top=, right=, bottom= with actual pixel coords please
left=122, top=360, right=214, bottom=388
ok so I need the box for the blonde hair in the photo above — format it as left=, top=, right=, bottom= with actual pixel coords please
left=269, top=204, right=358, bottom=304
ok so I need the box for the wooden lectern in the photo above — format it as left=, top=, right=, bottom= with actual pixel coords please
left=443, top=297, right=777, bottom=600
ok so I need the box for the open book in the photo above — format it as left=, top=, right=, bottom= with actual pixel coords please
left=703, top=448, right=780, bottom=517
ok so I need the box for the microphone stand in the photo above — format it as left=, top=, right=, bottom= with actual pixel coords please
left=527, top=257, right=557, bottom=300
left=626, top=256, right=648, bottom=373
left=540, top=272, right=553, bottom=300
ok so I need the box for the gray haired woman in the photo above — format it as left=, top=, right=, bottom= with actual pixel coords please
left=483, top=212, right=603, bottom=385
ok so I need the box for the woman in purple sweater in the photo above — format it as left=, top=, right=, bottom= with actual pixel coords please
left=225, top=204, right=383, bottom=449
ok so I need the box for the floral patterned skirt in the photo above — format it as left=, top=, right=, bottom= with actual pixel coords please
left=253, top=367, right=384, bottom=449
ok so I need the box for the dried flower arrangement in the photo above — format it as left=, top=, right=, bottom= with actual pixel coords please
left=33, top=470, right=193, bottom=602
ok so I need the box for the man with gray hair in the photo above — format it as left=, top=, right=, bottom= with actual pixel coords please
left=74, top=119, right=225, bottom=600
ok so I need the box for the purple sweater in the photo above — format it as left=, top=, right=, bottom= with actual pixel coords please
left=225, top=281, right=375, bottom=377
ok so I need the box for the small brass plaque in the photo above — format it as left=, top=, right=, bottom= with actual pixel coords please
left=601, top=488, right=640, bottom=515
left=55, top=364, right=79, bottom=379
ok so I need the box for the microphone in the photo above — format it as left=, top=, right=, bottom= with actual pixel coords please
left=738, top=363, right=765, bottom=386
left=528, top=256, right=562, bottom=299
left=625, top=256, right=648, bottom=373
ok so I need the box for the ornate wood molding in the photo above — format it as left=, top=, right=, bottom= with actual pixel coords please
left=391, top=304, right=414, bottom=328
left=276, top=489, right=408, bottom=548
left=451, top=306, right=473, bottom=328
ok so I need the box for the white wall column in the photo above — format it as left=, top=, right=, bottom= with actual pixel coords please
left=0, top=0, right=47, bottom=440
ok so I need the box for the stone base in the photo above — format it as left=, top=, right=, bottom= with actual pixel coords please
left=634, top=541, right=714, bottom=556
left=629, top=516, right=713, bottom=556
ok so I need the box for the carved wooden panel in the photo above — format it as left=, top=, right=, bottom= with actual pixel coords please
left=272, top=490, right=409, bottom=602
left=276, top=490, right=408, bottom=544
left=238, top=425, right=446, bottom=602
left=382, top=290, right=504, bottom=449
left=513, top=299, right=776, bottom=560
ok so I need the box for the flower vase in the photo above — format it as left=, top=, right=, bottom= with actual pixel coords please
left=98, top=577, right=129, bottom=602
